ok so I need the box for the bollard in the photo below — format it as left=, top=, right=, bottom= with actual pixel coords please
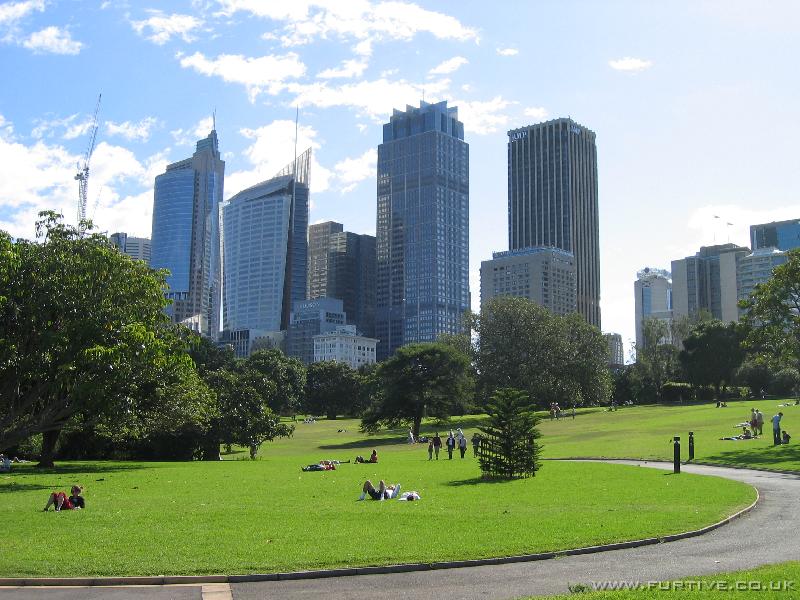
left=673, top=436, right=681, bottom=473
left=688, top=431, right=695, bottom=461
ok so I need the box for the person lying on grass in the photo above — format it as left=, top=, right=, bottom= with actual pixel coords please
left=358, top=480, right=401, bottom=501
left=43, top=486, right=84, bottom=511
left=355, top=449, right=378, bottom=463
left=720, top=427, right=755, bottom=441
left=301, top=459, right=350, bottom=471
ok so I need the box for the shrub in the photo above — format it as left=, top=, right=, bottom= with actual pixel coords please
left=661, top=382, right=693, bottom=403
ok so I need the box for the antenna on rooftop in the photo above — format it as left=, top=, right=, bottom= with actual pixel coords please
left=212, top=107, right=216, bottom=131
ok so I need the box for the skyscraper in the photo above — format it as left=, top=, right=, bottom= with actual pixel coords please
left=750, top=218, right=800, bottom=251
left=308, top=221, right=376, bottom=337
left=634, top=267, right=673, bottom=350
left=507, top=118, right=601, bottom=328
left=220, top=149, right=310, bottom=356
left=150, top=130, right=224, bottom=337
left=109, top=232, right=151, bottom=264
left=376, top=100, right=470, bottom=360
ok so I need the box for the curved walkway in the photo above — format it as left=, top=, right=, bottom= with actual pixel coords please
left=2, top=461, right=798, bottom=600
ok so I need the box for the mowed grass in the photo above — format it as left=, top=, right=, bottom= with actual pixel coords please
left=0, top=418, right=755, bottom=577
left=536, top=398, right=800, bottom=472
left=533, top=561, right=800, bottom=599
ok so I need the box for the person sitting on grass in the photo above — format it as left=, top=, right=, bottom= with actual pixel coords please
left=720, top=427, right=754, bottom=441
left=357, top=480, right=401, bottom=501
left=355, top=449, right=378, bottom=464
left=782, top=430, right=791, bottom=444
left=43, top=486, right=84, bottom=511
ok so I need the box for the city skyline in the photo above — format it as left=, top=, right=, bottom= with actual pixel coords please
left=2, top=1, right=800, bottom=357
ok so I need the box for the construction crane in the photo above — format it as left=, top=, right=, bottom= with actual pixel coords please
left=75, top=94, right=101, bottom=230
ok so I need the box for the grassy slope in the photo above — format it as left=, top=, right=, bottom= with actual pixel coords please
left=0, top=418, right=754, bottom=577
left=536, top=399, right=800, bottom=472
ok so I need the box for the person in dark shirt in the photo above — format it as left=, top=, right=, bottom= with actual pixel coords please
left=43, top=485, right=84, bottom=511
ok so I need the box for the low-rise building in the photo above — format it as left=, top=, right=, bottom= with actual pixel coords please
left=314, top=325, right=378, bottom=369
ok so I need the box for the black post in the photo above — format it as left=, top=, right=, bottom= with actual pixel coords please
left=688, top=431, right=695, bottom=461
left=673, top=436, right=681, bottom=474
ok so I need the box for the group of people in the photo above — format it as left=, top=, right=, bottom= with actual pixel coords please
left=722, top=409, right=791, bottom=445
left=425, top=430, right=481, bottom=460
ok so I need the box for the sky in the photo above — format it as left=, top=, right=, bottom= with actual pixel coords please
left=1, top=0, right=799, bottom=359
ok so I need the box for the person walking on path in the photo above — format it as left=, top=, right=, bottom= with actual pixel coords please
left=432, top=433, right=442, bottom=459
left=471, top=432, right=481, bottom=457
left=756, top=409, right=764, bottom=436
left=427, top=440, right=433, bottom=460
left=446, top=432, right=456, bottom=459
left=772, top=412, right=784, bottom=445
left=458, top=434, right=467, bottom=458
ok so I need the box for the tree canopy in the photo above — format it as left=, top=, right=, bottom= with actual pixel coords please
left=679, top=320, right=743, bottom=397
left=304, top=361, right=362, bottom=419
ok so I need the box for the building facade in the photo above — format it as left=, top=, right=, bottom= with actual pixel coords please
left=480, top=247, right=576, bottom=315
left=634, top=267, right=673, bottom=350
left=308, top=221, right=376, bottom=337
left=313, top=325, right=378, bottom=369
left=507, top=118, right=600, bottom=328
left=220, top=150, right=310, bottom=356
left=750, top=219, right=800, bottom=252
left=150, top=130, right=224, bottom=337
left=286, top=297, right=346, bottom=365
left=109, top=232, right=151, bottom=263
left=376, top=100, right=470, bottom=360
left=605, top=333, right=624, bottom=370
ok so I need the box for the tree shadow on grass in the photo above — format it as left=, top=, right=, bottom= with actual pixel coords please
left=445, top=476, right=519, bottom=487
left=6, top=462, right=147, bottom=477
left=319, top=436, right=404, bottom=450
left=702, top=444, right=800, bottom=471
left=0, top=482, right=58, bottom=494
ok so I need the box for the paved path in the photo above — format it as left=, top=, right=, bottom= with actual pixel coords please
left=2, top=462, right=797, bottom=600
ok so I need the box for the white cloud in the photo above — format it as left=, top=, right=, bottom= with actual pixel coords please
left=179, top=51, right=306, bottom=101
left=106, top=117, right=159, bottom=142
left=523, top=106, right=548, bottom=122
left=317, top=58, right=368, bottom=79
left=429, top=56, right=467, bottom=75
left=454, top=96, right=514, bottom=135
left=31, top=113, right=94, bottom=140
left=22, top=26, right=83, bottom=55
left=0, top=0, right=44, bottom=25
left=496, top=47, right=518, bottom=56
left=334, top=148, right=376, bottom=192
left=170, top=116, right=215, bottom=146
left=93, top=190, right=153, bottom=238
left=225, top=119, right=332, bottom=197
left=608, top=57, right=653, bottom=72
left=131, top=11, right=204, bottom=45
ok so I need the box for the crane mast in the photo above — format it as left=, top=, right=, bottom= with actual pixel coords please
left=76, top=94, right=101, bottom=229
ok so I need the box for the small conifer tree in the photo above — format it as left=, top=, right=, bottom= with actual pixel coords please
left=478, top=388, right=542, bottom=479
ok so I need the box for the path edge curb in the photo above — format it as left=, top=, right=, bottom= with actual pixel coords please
left=0, top=461, right=761, bottom=588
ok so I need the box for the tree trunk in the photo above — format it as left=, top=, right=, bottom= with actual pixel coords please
left=201, top=435, right=221, bottom=461
left=327, top=411, right=337, bottom=420
left=412, top=414, right=422, bottom=440
left=249, top=444, right=258, bottom=460
left=37, top=429, right=61, bottom=468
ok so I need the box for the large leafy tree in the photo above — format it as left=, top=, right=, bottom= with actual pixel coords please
left=304, top=361, right=362, bottom=419
left=679, top=320, right=744, bottom=399
left=474, top=297, right=611, bottom=409
left=635, top=317, right=681, bottom=400
left=246, top=349, right=306, bottom=416
left=0, top=213, right=213, bottom=462
left=361, top=342, right=472, bottom=438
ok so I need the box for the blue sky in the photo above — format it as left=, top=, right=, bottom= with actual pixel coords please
left=1, top=0, right=799, bottom=358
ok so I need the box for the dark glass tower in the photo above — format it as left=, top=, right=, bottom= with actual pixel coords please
left=376, top=100, right=470, bottom=360
left=151, top=130, right=224, bottom=337
left=507, top=118, right=600, bottom=328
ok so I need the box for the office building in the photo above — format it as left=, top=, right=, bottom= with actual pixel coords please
left=750, top=219, right=800, bottom=252
left=308, top=221, right=376, bottom=337
left=507, top=118, right=600, bottom=328
left=634, top=267, right=673, bottom=350
left=109, top=232, right=151, bottom=263
left=480, top=247, right=576, bottom=315
left=220, top=150, right=310, bottom=356
left=716, top=247, right=789, bottom=322
left=150, top=130, right=224, bottom=337
left=605, top=333, right=624, bottom=370
left=314, top=325, right=378, bottom=369
left=286, top=297, right=346, bottom=365
left=376, top=100, right=470, bottom=360
left=671, top=244, right=749, bottom=322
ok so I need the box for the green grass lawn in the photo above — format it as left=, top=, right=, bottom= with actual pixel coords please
left=535, top=398, right=800, bottom=472
left=0, top=417, right=755, bottom=577
left=528, top=561, right=800, bottom=599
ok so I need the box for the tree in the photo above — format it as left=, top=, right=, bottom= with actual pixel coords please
left=361, top=342, right=472, bottom=438
left=304, top=361, right=362, bottom=419
left=679, top=320, right=744, bottom=399
left=0, top=213, right=213, bottom=463
left=474, top=297, right=611, bottom=409
left=635, top=318, right=681, bottom=399
left=246, top=349, right=306, bottom=416
left=478, top=388, right=541, bottom=479
left=735, top=359, right=773, bottom=398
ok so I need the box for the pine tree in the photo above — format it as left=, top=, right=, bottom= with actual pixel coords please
left=478, top=388, right=542, bottom=479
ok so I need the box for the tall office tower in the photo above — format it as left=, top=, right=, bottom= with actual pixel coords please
left=750, top=218, right=800, bottom=251
left=479, top=247, right=576, bottom=316
left=671, top=244, right=749, bottom=322
left=376, top=100, right=470, bottom=360
left=634, top=267, right=673, bottom=350
left=718, top=247, right=788, bottom=322
left=605, top=333, right=624, bottom=370
left=507, top=118, right=600, bottom=328
left=220, top=150, right=310, bottom=357
left=308, top=221, right=376, bottom=337
left=109, top=232, right=151, bottom=264
left=286, top=297, right=346, bottom=365
left=151, top=130, right=224, bottom=337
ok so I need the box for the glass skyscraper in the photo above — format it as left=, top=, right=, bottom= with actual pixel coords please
left=220, top=149, right=309, bottom=355
left=376, top=100, right=470, bottom=360
left=750, top=219, right=800, bottom=251
left=507, top=118, right=601, bottom=328
left=150, top=130, right=224, bottom=337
